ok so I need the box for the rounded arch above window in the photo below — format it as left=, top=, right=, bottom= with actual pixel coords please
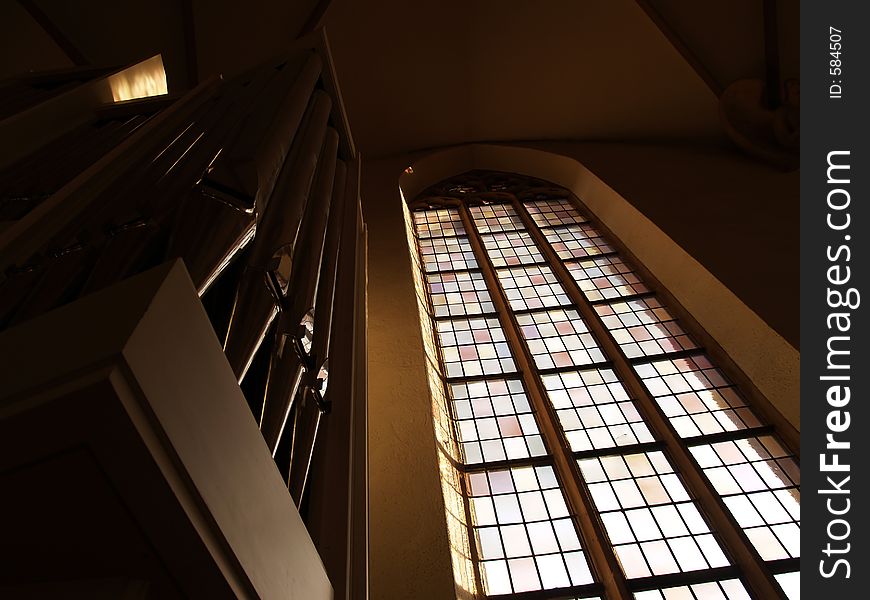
left=398, top=144, right=799, bottom=433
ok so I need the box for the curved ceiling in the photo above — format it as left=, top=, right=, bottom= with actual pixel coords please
left=323, top=0, right=723, bottom=158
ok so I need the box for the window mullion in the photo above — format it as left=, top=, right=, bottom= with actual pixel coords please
left=457, top=201, right=634, bottom=600
left=510, top=195, right=786, bottom=600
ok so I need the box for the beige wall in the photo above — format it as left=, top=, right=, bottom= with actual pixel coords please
left=362, top=141, right=799, bottom=598
left=362, top=157, right=458, bottom=599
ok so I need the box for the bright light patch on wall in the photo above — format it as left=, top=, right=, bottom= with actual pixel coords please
left=109, top=55, right=168, bottom=102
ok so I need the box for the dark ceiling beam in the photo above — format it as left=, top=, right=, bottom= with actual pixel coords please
left=181, top=0, right=199, bottom=89
left=298, top=0, right=335, bottom=38
left=634, top=0, right=724, bottom=97
left=17, top=0, right=89, bottom=67
left=762, top=0, right=781, bottom=108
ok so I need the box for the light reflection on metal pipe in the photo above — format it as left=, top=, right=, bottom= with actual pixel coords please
left=260, top=127, right=338, bottom=452
left=223, top=91, right=332, bottom=381
left=285, top=158, right=348, bottom=505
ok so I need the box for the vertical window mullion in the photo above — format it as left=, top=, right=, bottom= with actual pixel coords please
left=457, top=200, right=634, bottom=600
left=511, top=195, right=787, bottom=599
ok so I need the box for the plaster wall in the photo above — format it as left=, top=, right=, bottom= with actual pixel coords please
left=362, top=158, right=458, bottom=600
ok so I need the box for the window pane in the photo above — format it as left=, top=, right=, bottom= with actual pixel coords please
left=540, top=368, right=654, bottom=451
left=690, top=435, right=800, bottom=560
left=567, top=255, right=650, bottom=303
left=634, top=577, right=752, bottom=599
left=543, top=224, right=615, bottom=260
left=497, top=264, right=571, bottom=311
left=481, top=230, right=546, bottom=267
left=418, top=235, right=478, bottom=272
left=577, top=451, right=731, bottom=579
left=524, top=198, right=588, bottom=228
left=516, top=309, right=606, bottom=370
left=426, top=271, right=495, bottom=317
left=450, top=378, right=547, bottom=464
left=468, top=464, right=594, bottom=595
left=436, top=317, right=516, bottom=378
left=469, top=203, right=526, bottom=233
left=774, top=571, right=800, bottom=600
left=413, top=208, right=466, bottom=238
left=633, top=355, right=763, bottom=438
left=595, top=297, right=698, bottom=359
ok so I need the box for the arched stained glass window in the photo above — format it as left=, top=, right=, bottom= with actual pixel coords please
left=404, top=171, right=799, bottom=600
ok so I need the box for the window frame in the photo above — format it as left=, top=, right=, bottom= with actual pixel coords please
left=407, top=171, right=799, bottom=600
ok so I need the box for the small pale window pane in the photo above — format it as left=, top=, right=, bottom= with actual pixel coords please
left=501, top=524, right=532, bottom=558
left=612, top=479, right=645, bottom=509
left=616, top=544, right=651, bottom=578
left=745, top=527, right=788, bottom=560
left=772, top=522, right=801, bottom=557
left=536, top=553, right=571, bottom=588
left=751, top=491, right=791, bottom=524
left=477, top=527, right=504, bottom=559
left=775, top=572, right=800, bottom=600
left=720, top=579, right=752, bottom=600
left=565, top=550, right=594, bottom=585
left=512, top=466, right=539, bottom=492
left=468, top=472, right=489, bottom=495
left=626, top=508, right=661, bottom=542
left=482, top=560, right=511, bottom=595
left=602, top=511, right=635, bottom=544
left=494, top=495, right=523, bottom=524
left=553, top=517, right=582, bottom=551
left=488, top=469, right=514, bottom=494
left=472, top=497, right=497, bottom=526
left=651, top=504, right=689, bottom=538
left=508, top=557, right=540, bottom=592
left=543, top=488, right=570, bottom=518
left=695, top=533, right=730, bottom=567
left=638, top=476, right=671, bottom=505
left=518, top=491, right=549, bottom=521
left=690, top=582, right=726, bottom=600
left=775, top=488, right=801, bottom=520
left=667, top=536, right=707, bottom=572
left=676, top=502, right=710, bottom=534
left=587, top=482, right=620, bottom=512
left=526, top=521, right=560, bottom=554
left=641, top=540, right=679, bottom=575
left=722, top=495, right=764, bottom=528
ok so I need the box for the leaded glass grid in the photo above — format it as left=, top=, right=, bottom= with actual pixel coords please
left=577, top=450, right=730, bottom=579
left=468, top=464, right=595, bottom=594
left=408, top=173, right=798, bottom=600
